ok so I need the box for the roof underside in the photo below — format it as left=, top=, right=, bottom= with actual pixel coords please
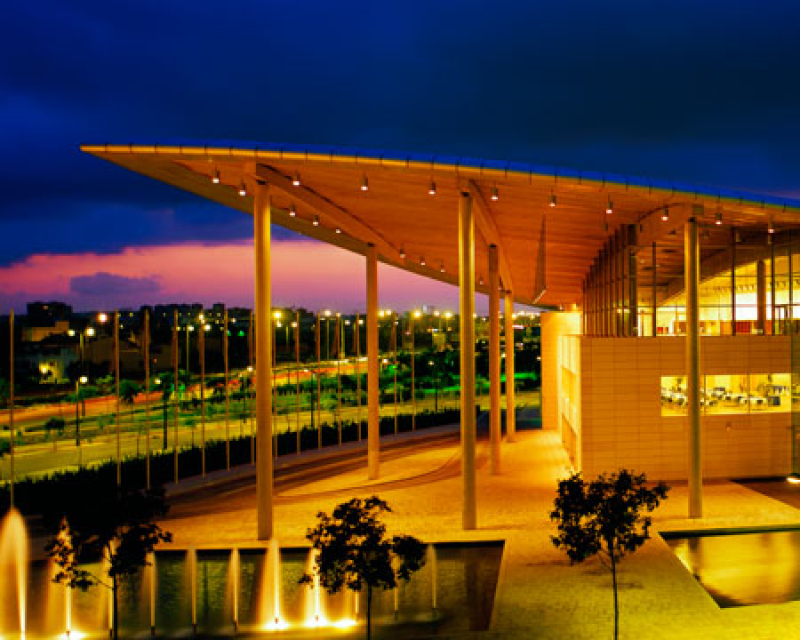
left=81, top=142, right=800, bottom=308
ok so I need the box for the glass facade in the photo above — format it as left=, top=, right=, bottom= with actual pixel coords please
left=661, top=373, right=790, bottom=416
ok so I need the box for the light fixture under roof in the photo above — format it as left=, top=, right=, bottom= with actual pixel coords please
left=313, top=215, right=320, bottom=227
left=360, top=174, right=369, bottom=191
left=238, top=182, right=247, bottom=197
left=491, top=186, right=499, bottom=201
left=768, top=221, right=775, bottom=234
left=715, top=210, right=722, bottom=226
left=212, top=169, right=220, bottom=184
left=429, top=180, right=436, bottom=196
left=399, top=248, right=406, bottom=259
left=661, top=206, right=669, bottom=222
left=335, top=227, right=342, bottom=234
left=292, top=172, right=301, bottom=187
left=549, top=191, right=557, bottom=207
left=289, top=203, right=297, bottom=217
left=606, top=198, right=613, bottom=215
left=440, top=264, right=445, bottom=273
left=478, top=276, right=484, bottom=286
left=420, top=256, right=426, bottom=266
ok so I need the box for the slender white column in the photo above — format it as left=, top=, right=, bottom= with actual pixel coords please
left=458, top=192, right=477, bottom=530
left=254, top=181, right=274, bottom=540
left=488, top=245, right=501, bottom=475
left=686, top=212, right=702, bottom=518
left=504, top=293, right=516, bottom=443
left=367, top=244, right=380, bottom=480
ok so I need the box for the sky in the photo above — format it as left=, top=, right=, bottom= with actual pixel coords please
left=2, top=0, right=800, bottom=312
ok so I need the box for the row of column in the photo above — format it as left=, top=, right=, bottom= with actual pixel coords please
left=254, top=184, right=516, bottom=539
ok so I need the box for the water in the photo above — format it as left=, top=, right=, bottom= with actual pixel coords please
left=0, top=510, right=504, bottom=638
left=664, top=528, right=800, bottom=607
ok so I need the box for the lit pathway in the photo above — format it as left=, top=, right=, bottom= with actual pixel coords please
left=162, top=430, right=800, bottom=639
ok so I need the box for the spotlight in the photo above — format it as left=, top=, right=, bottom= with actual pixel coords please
left=360, top=174, right=369, bottom=191
left=549, top=191, right=557, bottom=207
left=289, top=203, right=297, bottom=217
left=606, top=198, right=613, bottom=215
left=479, top=276, right=484, bottom=286
left=429, top=180, right=436, bottom=195
left=661, top=206, right=669, bottom=222
left=292, top=172, right=301, bottom=187
left=335, top=227, right=342, bottom=234
left=238, top=182, right=247, bottom=197
left=440, top=264, right=445, bottom=273
left=491, top=186, right=499, bottom=201
left=420, top=256, right=426, bottom=266
left=768, top=221, right=775, bottom=234
left=715, top=210, right=722, bottom=226
left=313, top=215, right=320, bottom=227
left=400, top=248, right=406, bottom=259
left=212, top=169, right=220, bottom=184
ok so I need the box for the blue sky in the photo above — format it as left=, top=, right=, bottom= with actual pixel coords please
left=1, top=1, right=799, bottom=308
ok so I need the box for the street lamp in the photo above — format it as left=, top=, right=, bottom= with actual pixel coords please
left=75, top=375, right=88, bottom=447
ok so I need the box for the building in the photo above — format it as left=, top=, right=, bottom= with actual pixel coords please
left=83, top=140, right=800, bottom=529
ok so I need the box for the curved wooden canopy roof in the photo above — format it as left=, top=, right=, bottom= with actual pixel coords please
left=81, top=141, right=800, bottom=308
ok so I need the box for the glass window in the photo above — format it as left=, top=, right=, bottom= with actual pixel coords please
left=749, top=373, right=790, bottom=413
left=704, top=374, right=749, bottom=415
left=661, top=376, right=689, bottom=416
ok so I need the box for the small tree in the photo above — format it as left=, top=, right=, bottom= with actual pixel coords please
left=44, top=417, right=66, bottom=451
left=301, top=496, right=426, bottom=640
left=551, top=470, right=669, bottom=640
left=45, top=488, right=172, bottom=640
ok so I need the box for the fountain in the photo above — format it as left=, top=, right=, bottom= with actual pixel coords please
left=229, top=548, right=239, bottom=632
left=303, top=548, right=327, bottom=627
left=429, top=543, right=438, bottom=614
left=0, top=508, right=28, bottom=636
left=187, top=547, right=197, bottom=634
left=259, top=539, right=287, bottom=630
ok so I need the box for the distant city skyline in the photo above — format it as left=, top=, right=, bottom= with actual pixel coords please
left=0, top=238, right=495, bottom=315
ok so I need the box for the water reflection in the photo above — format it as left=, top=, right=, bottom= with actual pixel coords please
left=665, top=530, right=800, bottom=607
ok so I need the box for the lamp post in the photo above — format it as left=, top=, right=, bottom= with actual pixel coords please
left=75, top=375, right=88, bottom=448
left=429, top=361, right=439, bottom=413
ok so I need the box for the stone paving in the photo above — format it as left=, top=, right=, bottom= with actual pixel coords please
left=163, top=429, right=800, bottom=639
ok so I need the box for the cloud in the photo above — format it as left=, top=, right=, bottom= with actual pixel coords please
left=70, top=271, right=161, bottom=296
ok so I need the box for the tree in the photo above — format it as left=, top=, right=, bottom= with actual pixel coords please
left=551, top=470, right=669, bottom=640
left=45, top=487, right=172, bottom=640
left=119, top=379, right=141, bottom=405
left=301, top=496, right=426, bottom=640
left=44, top=417, right=66, bottom=451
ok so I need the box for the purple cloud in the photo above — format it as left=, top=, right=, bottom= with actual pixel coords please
left=70, top=271, right=161, bottom=297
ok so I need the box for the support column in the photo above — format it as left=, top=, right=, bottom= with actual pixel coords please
left=488, top=245, right=501, bottom=475
left=366, top=244, right=380, bottom=480
left=686, top=212, right=702, bottom=519
left=504, top=293, right=516, bottom=442
left=458, top=191, right=477, bottom=530
left=254, top=182, right=274, bottom=540
left=757, top=260, right=767, bottom=334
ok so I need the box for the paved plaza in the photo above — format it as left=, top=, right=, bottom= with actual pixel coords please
left=159, top=429, right=800, bottom=638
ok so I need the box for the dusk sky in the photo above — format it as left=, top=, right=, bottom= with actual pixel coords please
left=2, top=1, right=799, bottom=312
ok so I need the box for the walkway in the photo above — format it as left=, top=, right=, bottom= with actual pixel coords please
left=162, top=430, right=800, bottom=639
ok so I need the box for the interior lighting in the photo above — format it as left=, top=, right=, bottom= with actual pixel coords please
left=212, top=169, right=220, bottom=184
left=313, top=215, right=320, bottom=226
left=238, top=182, right=247, bottom=197
left=549, top=191, right=557, bottom=207
left=292, top=172, right=301, bottom=187
left=429, top=180, right=437, bottom=195
left=606, top=198, right=613, bottom=215
left=661, top=206, right=670, bottom=222
left=715, top=210, right=722, bottom=226
left=360, top=174, right=369, bottom=191
left=491, top=186, right=499, bottom=201
left=289, top=203, right=297, bottom=217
